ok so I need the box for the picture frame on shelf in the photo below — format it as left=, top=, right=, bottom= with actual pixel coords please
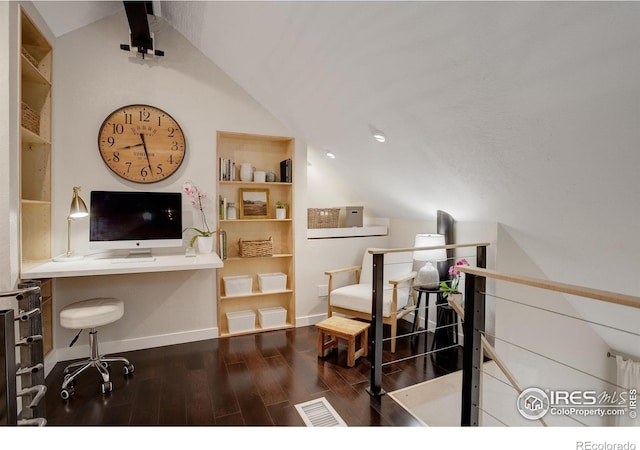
left=239, top=188, right=270, bottom=219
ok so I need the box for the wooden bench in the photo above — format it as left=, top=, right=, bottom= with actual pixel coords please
left=316, top=316, right=370, bottom=367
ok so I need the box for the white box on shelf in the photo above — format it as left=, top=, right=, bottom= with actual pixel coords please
left=223, top=275, right=252, bottom=297
left=258, top=307, right=287, bottom=328
left=226, top=310, right=256, bottom=334
left=258, top=272, right=287, bottom=292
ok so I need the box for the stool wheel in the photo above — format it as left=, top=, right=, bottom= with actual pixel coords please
left=123, top=363, right=135, bottom=375
left=61, top=386, right=75, bottom=400
left=101, top=381, right=113, bottom=394
left=101, top=361, right=112, bottom=372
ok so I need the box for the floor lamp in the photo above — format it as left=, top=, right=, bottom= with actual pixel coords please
left=53, top=186, right=88, bottom=262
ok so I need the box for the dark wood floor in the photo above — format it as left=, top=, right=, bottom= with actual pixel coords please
left=45, top=320, right=462, bottom=426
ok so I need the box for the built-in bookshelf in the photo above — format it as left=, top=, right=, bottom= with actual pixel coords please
left=19, top=8, right=54, bottom=356
left=19, top=8, right=53, bottom=272
left=216, top=131, right=295, bottom=336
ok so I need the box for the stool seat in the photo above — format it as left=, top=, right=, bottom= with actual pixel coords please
left=60, top=297, right=124, bottom=329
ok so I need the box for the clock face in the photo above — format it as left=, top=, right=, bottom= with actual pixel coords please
left=98, top=104, right=186, bottom=183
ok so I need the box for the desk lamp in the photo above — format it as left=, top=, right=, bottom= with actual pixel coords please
left=53, top=186, right=88, bottom=262
left=413, top=233, right=446, bottom=288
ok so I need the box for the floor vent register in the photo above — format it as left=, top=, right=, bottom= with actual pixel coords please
left=294, top=397, right=347, bottom=427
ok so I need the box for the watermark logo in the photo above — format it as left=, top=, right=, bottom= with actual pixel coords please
left=517, top=387, right=550, bottom=420
left=517, top=387, right=637, bottom=420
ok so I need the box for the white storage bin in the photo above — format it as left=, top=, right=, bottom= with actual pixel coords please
left=258, top=307, right=287, bottom=329
left=226, top=310, right=256, bottom=334
left=223, top=275, right=252, bottom=297
left=258, top=272, right=287, bottom=293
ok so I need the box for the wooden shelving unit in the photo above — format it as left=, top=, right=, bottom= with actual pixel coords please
left=216, top=131, right=295, bottom=336
left=19, top=8, right=52, bottom=271
left=19, top=8, right=53, bottom=354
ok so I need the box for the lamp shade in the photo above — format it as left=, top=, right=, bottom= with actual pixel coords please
left=413, top=233, right=446, bottom=263
left=69, top=186, right=88, bottom=219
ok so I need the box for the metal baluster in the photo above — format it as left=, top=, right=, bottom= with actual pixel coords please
left=1, top=309, right=17, bottom=425
left=367, top=252, right=385, bottom=396
left=1, top=283, right=47, bottom=425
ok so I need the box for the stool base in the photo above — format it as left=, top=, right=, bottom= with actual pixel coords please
left=60, top=328, right=134, bottom=399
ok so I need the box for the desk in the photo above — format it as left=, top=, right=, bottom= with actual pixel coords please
left=21, top=252, right=224, bottom=371
left=21, top=252, right=223, bottom=279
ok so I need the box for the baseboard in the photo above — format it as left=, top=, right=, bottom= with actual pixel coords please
left=295, top=313, right=327, bottom=327
left=52, top=327, right=219, bottom=365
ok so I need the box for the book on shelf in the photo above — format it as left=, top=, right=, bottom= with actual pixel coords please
left=219, top=158, right=236, bottom=181
left=218, top=230, right=227, bottom=259
left=280, top=158, right=292, bottom=183
left=219, top=195, right=228, bottom=220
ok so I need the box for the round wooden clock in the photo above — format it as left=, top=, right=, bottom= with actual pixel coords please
left=98, top=104, right=186, bottom=183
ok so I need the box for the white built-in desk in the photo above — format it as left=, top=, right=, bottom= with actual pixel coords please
left=21, top=252, right=224, bottom=279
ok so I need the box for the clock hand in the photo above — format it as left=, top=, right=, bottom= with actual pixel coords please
left=118, top=142, right=144, bottom=150
left=139, top=133, right=153, bottom=173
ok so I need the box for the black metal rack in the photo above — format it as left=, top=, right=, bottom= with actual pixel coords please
left=0, top=282, right=47, bottom=426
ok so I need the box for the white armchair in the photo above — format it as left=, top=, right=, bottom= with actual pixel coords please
left=325, top=249, right=417, bottom=353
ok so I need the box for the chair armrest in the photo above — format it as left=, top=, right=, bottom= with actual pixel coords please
left=325, top=266, right=363, bottom=315
left=389, top=271, right=417, bottom=286
left=324, top=265, right=362, bottom=277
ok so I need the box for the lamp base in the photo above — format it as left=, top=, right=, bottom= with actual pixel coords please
left=52, top=254, right=84, bottom=262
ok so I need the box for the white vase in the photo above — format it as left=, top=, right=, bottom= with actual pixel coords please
left=416, top=261, right=439, bottom=288
left=196, top=235, right=214, bottom=254
left=227, top=203, right=237, bottom=220
left=240, top=163, right=253, bottom=182
left=276, top=208, right=286, bottom=220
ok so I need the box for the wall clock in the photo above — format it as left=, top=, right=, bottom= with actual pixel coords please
left=98, top=104, right=186, bottom=183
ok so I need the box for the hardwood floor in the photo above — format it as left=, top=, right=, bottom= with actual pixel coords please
left=45, top=320, right=462, bottom=426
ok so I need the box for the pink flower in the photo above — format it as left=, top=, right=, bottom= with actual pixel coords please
left=182, top=181, right=211, bottom=234
left=441, top=258, right=470, bottom=297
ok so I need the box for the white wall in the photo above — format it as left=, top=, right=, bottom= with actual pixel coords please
left=50, top=11, right=296, bottom=361
left=0, top=0, right=14, bottom=295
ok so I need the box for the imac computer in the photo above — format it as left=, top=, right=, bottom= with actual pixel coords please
left=89, top=191, right=182, bottom=259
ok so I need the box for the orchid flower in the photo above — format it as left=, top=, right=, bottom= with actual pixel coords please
left=182, top=181, right=214, bottom=246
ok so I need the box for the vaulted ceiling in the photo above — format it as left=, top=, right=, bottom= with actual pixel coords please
left=33, top=1, right=640, bottom=253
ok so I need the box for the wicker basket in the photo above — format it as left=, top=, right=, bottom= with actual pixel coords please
left=21, top=102, right=40, bottom=134
left=307, top=208, right=340, bottom=229
left=239, top=237, right=273, bottom=257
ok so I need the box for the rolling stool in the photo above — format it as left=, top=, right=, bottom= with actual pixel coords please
left=59, top=297, right=134, bottom=399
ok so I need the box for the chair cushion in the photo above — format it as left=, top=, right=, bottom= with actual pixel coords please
left=60, top=297, right=124, bottom=329
left=330, top=283, right=410, bottom=317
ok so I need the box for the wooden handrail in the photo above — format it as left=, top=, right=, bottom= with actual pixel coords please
left=368, top=242, right=491, bottom=255
left=457, top=266, right=640, bottom=309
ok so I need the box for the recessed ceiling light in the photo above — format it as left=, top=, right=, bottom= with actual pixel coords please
left=326, top=152, right=336, bottom=159
left=369, top=125, right=387, bottom=143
